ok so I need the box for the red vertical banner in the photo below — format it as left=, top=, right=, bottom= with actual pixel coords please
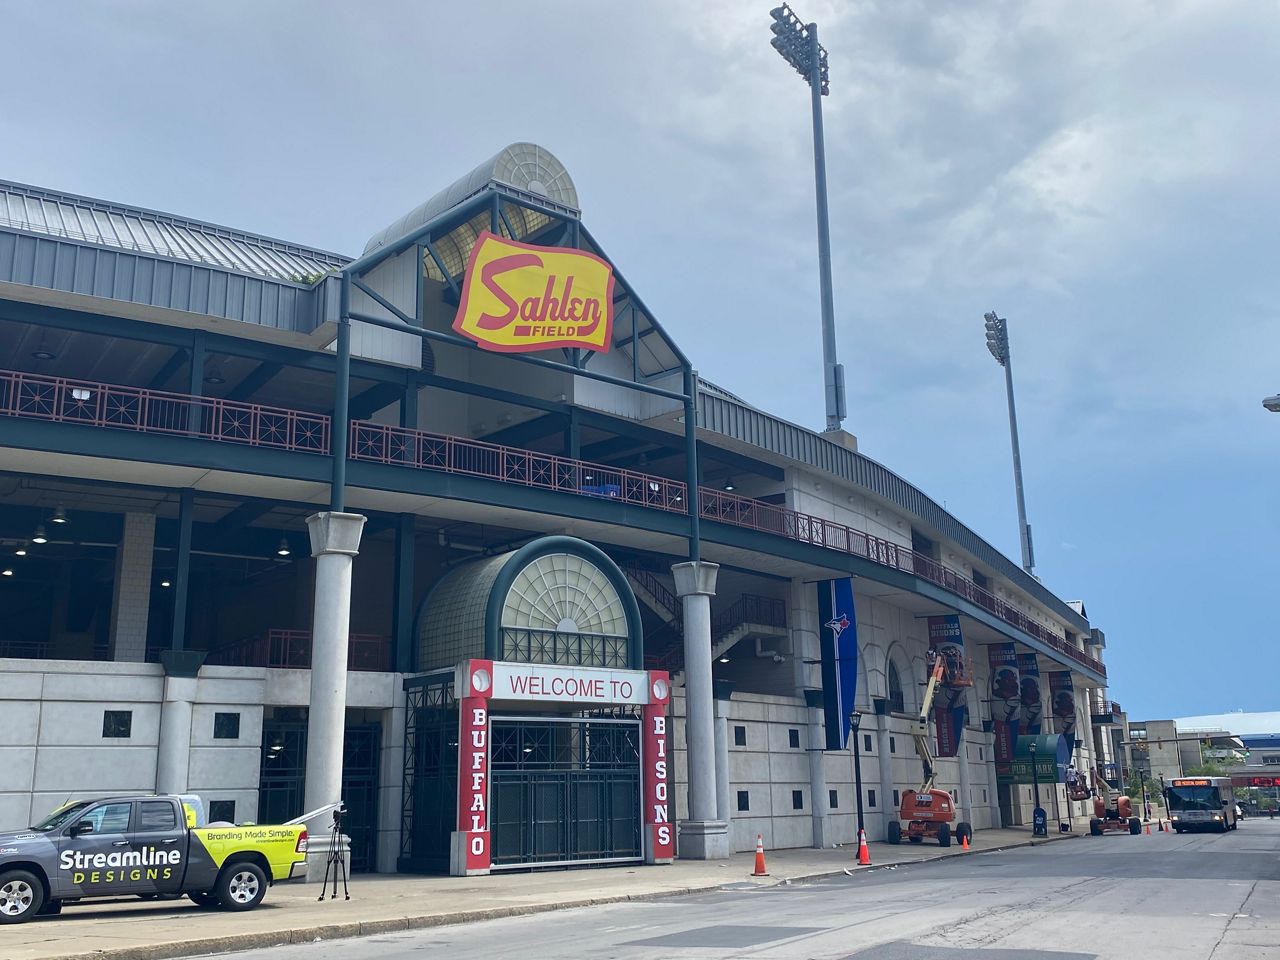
left=643, top=671, right=674, bottom=863
left=457, top=659, right=493, bottom=873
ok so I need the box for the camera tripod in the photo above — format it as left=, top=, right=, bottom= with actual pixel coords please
left=318, top=807, right=350, bottom=901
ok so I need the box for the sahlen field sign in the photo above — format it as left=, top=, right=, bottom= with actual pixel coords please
left=453, top=231, right=615, bottom=353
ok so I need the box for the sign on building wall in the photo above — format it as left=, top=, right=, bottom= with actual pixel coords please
left=489, top=662, right=649, bottom=705
left=988, top=642, right=1020, bottom=777
left=642, top=672, right=674, bottom=863
left=927, top=615, right=967, bottom=758
left=817, top=578, right=858, bottom=751
left=1049, top=670, right=1077, bottom=752
left=453, top=231, right=615, bottom=353
left=1018, top=652, right=1042, bottom=735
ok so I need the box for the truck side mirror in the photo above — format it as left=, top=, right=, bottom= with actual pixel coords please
left=70, top=820, right=94, bottom=837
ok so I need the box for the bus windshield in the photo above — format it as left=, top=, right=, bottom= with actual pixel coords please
left=1167, top=785, right=1222, bottom=812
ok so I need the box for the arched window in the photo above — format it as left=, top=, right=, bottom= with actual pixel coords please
left=887, top=660, right=905, bottom=714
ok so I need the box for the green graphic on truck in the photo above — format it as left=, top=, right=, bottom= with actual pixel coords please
left=0, top=795, right=307, bottom=924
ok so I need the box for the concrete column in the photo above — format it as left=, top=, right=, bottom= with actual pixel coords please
left=672, top=560, right=727, bottom=859
left=713, top=698, right=731, bottom=824
left=109, top=512, right=156, bottom=662
left=807, top=705, right=831, bottom=847
left=302, top=511, right=366, bottom=881
left=155, top=676, right=197, bottom=794
left=958, top=732, right=973, bottom=828
left=877, top=719, right=895, bottom=839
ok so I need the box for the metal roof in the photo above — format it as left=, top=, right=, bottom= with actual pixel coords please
left=363, top=142, right=579, bottom=255
left=0, top=178, right=348, bottom=283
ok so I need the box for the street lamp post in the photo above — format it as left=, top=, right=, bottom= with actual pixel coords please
left=983, top=312, right=1035, bottom=575
left=1029, top=739, right=1046, bottom=837
left=850, top=710, right=865, bottom=837
left=769, top=4, right=846, bottom=433
left=1141, top=771, right=1151, bottom=822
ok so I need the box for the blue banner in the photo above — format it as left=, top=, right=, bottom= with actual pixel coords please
left=927, top=615, right=968, bottom=758
left=1017, top=652, right=1042, bottom=736
left=817, top=578, right=858, bottom=751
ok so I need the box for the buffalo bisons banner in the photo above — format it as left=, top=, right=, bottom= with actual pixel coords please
left=988, top=642, right=1020, bottom=776
left=1049, top=670, right=1077, bottom=751
left=1018, top=653, right=1043, bottom=735
left=817, top=578, right=858, bottom=751
left=927, top=615, right=967, bottom=758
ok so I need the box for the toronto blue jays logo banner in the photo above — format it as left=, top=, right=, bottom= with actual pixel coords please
left=927, top=615, right=968, bottom=757
left=1049, top=670, right=1077, bottom=751
left=1017, top=653, right=1043, bottom=736
left=817, top=578, right=858, bottom=751
left=988, top=642, right=1020, bottom=777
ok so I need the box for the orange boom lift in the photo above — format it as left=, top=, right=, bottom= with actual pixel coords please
left=886, top=648, right=974, bottom=847
left=1088, top=768, right=1141, bottom=836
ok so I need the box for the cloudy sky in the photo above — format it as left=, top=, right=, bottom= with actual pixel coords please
left=2, top=1, right=1275, bottom=719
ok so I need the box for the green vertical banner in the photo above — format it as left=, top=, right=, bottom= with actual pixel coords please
left=927, top=615, right=967, bottom=757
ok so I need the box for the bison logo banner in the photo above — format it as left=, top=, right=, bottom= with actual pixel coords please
left=453, top=231, right=615, bottom=353
left=1049, top=670, right=1077, bottom=752
left=927, top=615, right=967, bottom=758
left=988, top=642, right=1020, bottom=777
left=1017, top=653, right=1043, bottom=735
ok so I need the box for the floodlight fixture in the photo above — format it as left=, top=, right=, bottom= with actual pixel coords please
left=1263, top=394, right=1280, bottom=413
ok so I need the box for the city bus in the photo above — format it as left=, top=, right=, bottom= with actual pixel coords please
left=1167, top=777, right=1238, bottom=833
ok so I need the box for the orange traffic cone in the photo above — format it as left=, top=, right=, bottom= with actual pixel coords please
left=857, top=828, right=871, bottom=865
left=961, top=831, right=970, bottom=851
left=752, top=834, right=769, bottom=876
left=1144, top=821, right=1151, bottom=835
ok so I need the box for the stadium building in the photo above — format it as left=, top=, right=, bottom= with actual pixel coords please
left=0, top=144, right=1116, bottom=874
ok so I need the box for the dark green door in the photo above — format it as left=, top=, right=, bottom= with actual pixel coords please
left=490, top=718, right=641, bottom=868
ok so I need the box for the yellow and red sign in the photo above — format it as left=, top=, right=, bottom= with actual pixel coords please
left=452, top=231, right=615, bottom=353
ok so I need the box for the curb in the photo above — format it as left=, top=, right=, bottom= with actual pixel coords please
left=33, top=834, right=1078, bottom=960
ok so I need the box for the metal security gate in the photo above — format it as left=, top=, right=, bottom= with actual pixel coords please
left=490, top=717, right=641, bottom=869
left=259, top=718, right=381, bottom=872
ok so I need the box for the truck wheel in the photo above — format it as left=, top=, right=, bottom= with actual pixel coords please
left=189, top=892, right=221, bottom=909
left=886, top=821, right=902, bottom=845
left=0, top=870, right=45, bottom=924
left=1089, top=818, right=1102, bottom=837
left=216, top=862, right=267, bottom=911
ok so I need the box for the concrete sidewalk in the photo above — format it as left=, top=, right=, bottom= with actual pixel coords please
left=8, top=827, right=1077, bottom=960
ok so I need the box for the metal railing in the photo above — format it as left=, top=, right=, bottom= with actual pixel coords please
left=210, top=629, right=390, bottom=672
left=349, top=420, right=687, bottom=513
left=500, top=627, right=629, bottom=669
left=620, top=562, right=682, bottom=623
left=698, top=488, right=1106, bottom=677
left=712, top=594, right=787, bottom=636
left=0, top=368, right=330, bottom=454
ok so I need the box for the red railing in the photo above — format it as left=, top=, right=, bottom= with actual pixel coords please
left=349, top=420, right=687, bottom=513
left=210, top=630, right=391, bottom=672
left=0, top=368, right=330, bottom=453
left=698, top=488, right=1106, bottom=677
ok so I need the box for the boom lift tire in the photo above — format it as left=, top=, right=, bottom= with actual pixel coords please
left=886, top=821, right=902, bottom=845
left=1128, top=818, right=1141, bottom=835
left=1089, top=818, right=1103, bottom=837
left=955, top=822, right=972, bottom=845
left=937, top=822, right=951, bottom=848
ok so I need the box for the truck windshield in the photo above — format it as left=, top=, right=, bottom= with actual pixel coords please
left=1167, top=785, right=1221, bottom=812
left=31, top=801, right=92, bottom=832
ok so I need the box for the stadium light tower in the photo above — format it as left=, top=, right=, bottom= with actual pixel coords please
left=984, top=311, right=1035, bottom=575
left=1264, top=394, right=1280, bottom=413
left=769, top=4, right=846, bottom=433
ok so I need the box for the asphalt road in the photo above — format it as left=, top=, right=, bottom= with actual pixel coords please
left=220, top=819, right=1280, bottom=960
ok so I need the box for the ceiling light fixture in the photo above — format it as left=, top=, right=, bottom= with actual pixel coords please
left=15, top=542, right=28, bottom=557
left=31, top=524, right=48, bottom=545
left=160, top=579, right=172, bottom=588
left=1, top=568, right=12, bottom=577
left=723, top=477, right=736, bottom=492
left=276, top=537, right=291, bottom=557
left=718, top=655, right=731, bottom=664
left=50, top=504, right=68, bottom=524
left=203, top=363, right=226, bottom=385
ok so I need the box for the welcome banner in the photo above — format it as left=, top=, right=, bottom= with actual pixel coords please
left=1049, top=670, right=1077, bottom=753
left=988, top=642, right=1021, bottom=777
left=817, top=578, right=858, bottom=751
left=927, top=615, right=967, bottom=758
left=1018, top=653, right=1043, bottom=735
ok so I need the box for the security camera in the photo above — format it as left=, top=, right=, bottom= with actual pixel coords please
left=772, top=653, right=786, bottom=664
